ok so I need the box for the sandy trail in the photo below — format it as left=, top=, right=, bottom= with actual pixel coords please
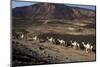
left=13, top=39, right=95, bottom=64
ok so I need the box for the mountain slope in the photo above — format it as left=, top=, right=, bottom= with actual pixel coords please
left=12, top=3, right=95, bottom=20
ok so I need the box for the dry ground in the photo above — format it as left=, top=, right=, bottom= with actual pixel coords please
left=12, top=39, right=95, bottom=66
left=12, top=19, right=96, bottom=66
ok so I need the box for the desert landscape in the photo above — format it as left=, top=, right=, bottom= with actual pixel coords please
left=12, top=2, right=96, bottom=66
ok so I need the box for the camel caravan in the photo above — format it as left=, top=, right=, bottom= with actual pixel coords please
left=12, top=30, right=95, bottom=53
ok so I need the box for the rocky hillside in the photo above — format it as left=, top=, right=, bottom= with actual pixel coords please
left=12, top=3, right=95, bottom=20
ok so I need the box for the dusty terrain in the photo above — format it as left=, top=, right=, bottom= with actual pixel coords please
left=12, top=38, right=95, bottom=66
left=12, top=19, right=96, bottom=66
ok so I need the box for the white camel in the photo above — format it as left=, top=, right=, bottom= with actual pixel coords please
left=82, top=42, right=93, bottom=53
left=76, top=42, right=80, bottom=49
left=32, top=36, right=38, bottom=41
left=57, top=39, right=66, bottom=46
left=47, top=37, right=55, bottom=44
left=70, top=40, right=79, bottom=49
left=20, top=33, right=24, bottom=39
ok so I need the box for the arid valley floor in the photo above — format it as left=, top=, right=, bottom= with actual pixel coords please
left=12, top=19, right=96, bottom=66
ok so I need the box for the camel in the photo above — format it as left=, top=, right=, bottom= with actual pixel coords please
left=82, top=42, right=93, bottom=53
left=57, top=39, right=66, bottom=46
left=32, top=36, right=38, bottom=41
left=47, top=37, right=55, bottom=44
left=70, top=40, right=80, bottom=49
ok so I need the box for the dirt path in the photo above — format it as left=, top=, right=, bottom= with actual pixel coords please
left=13, top=39, right=96, bottom=64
